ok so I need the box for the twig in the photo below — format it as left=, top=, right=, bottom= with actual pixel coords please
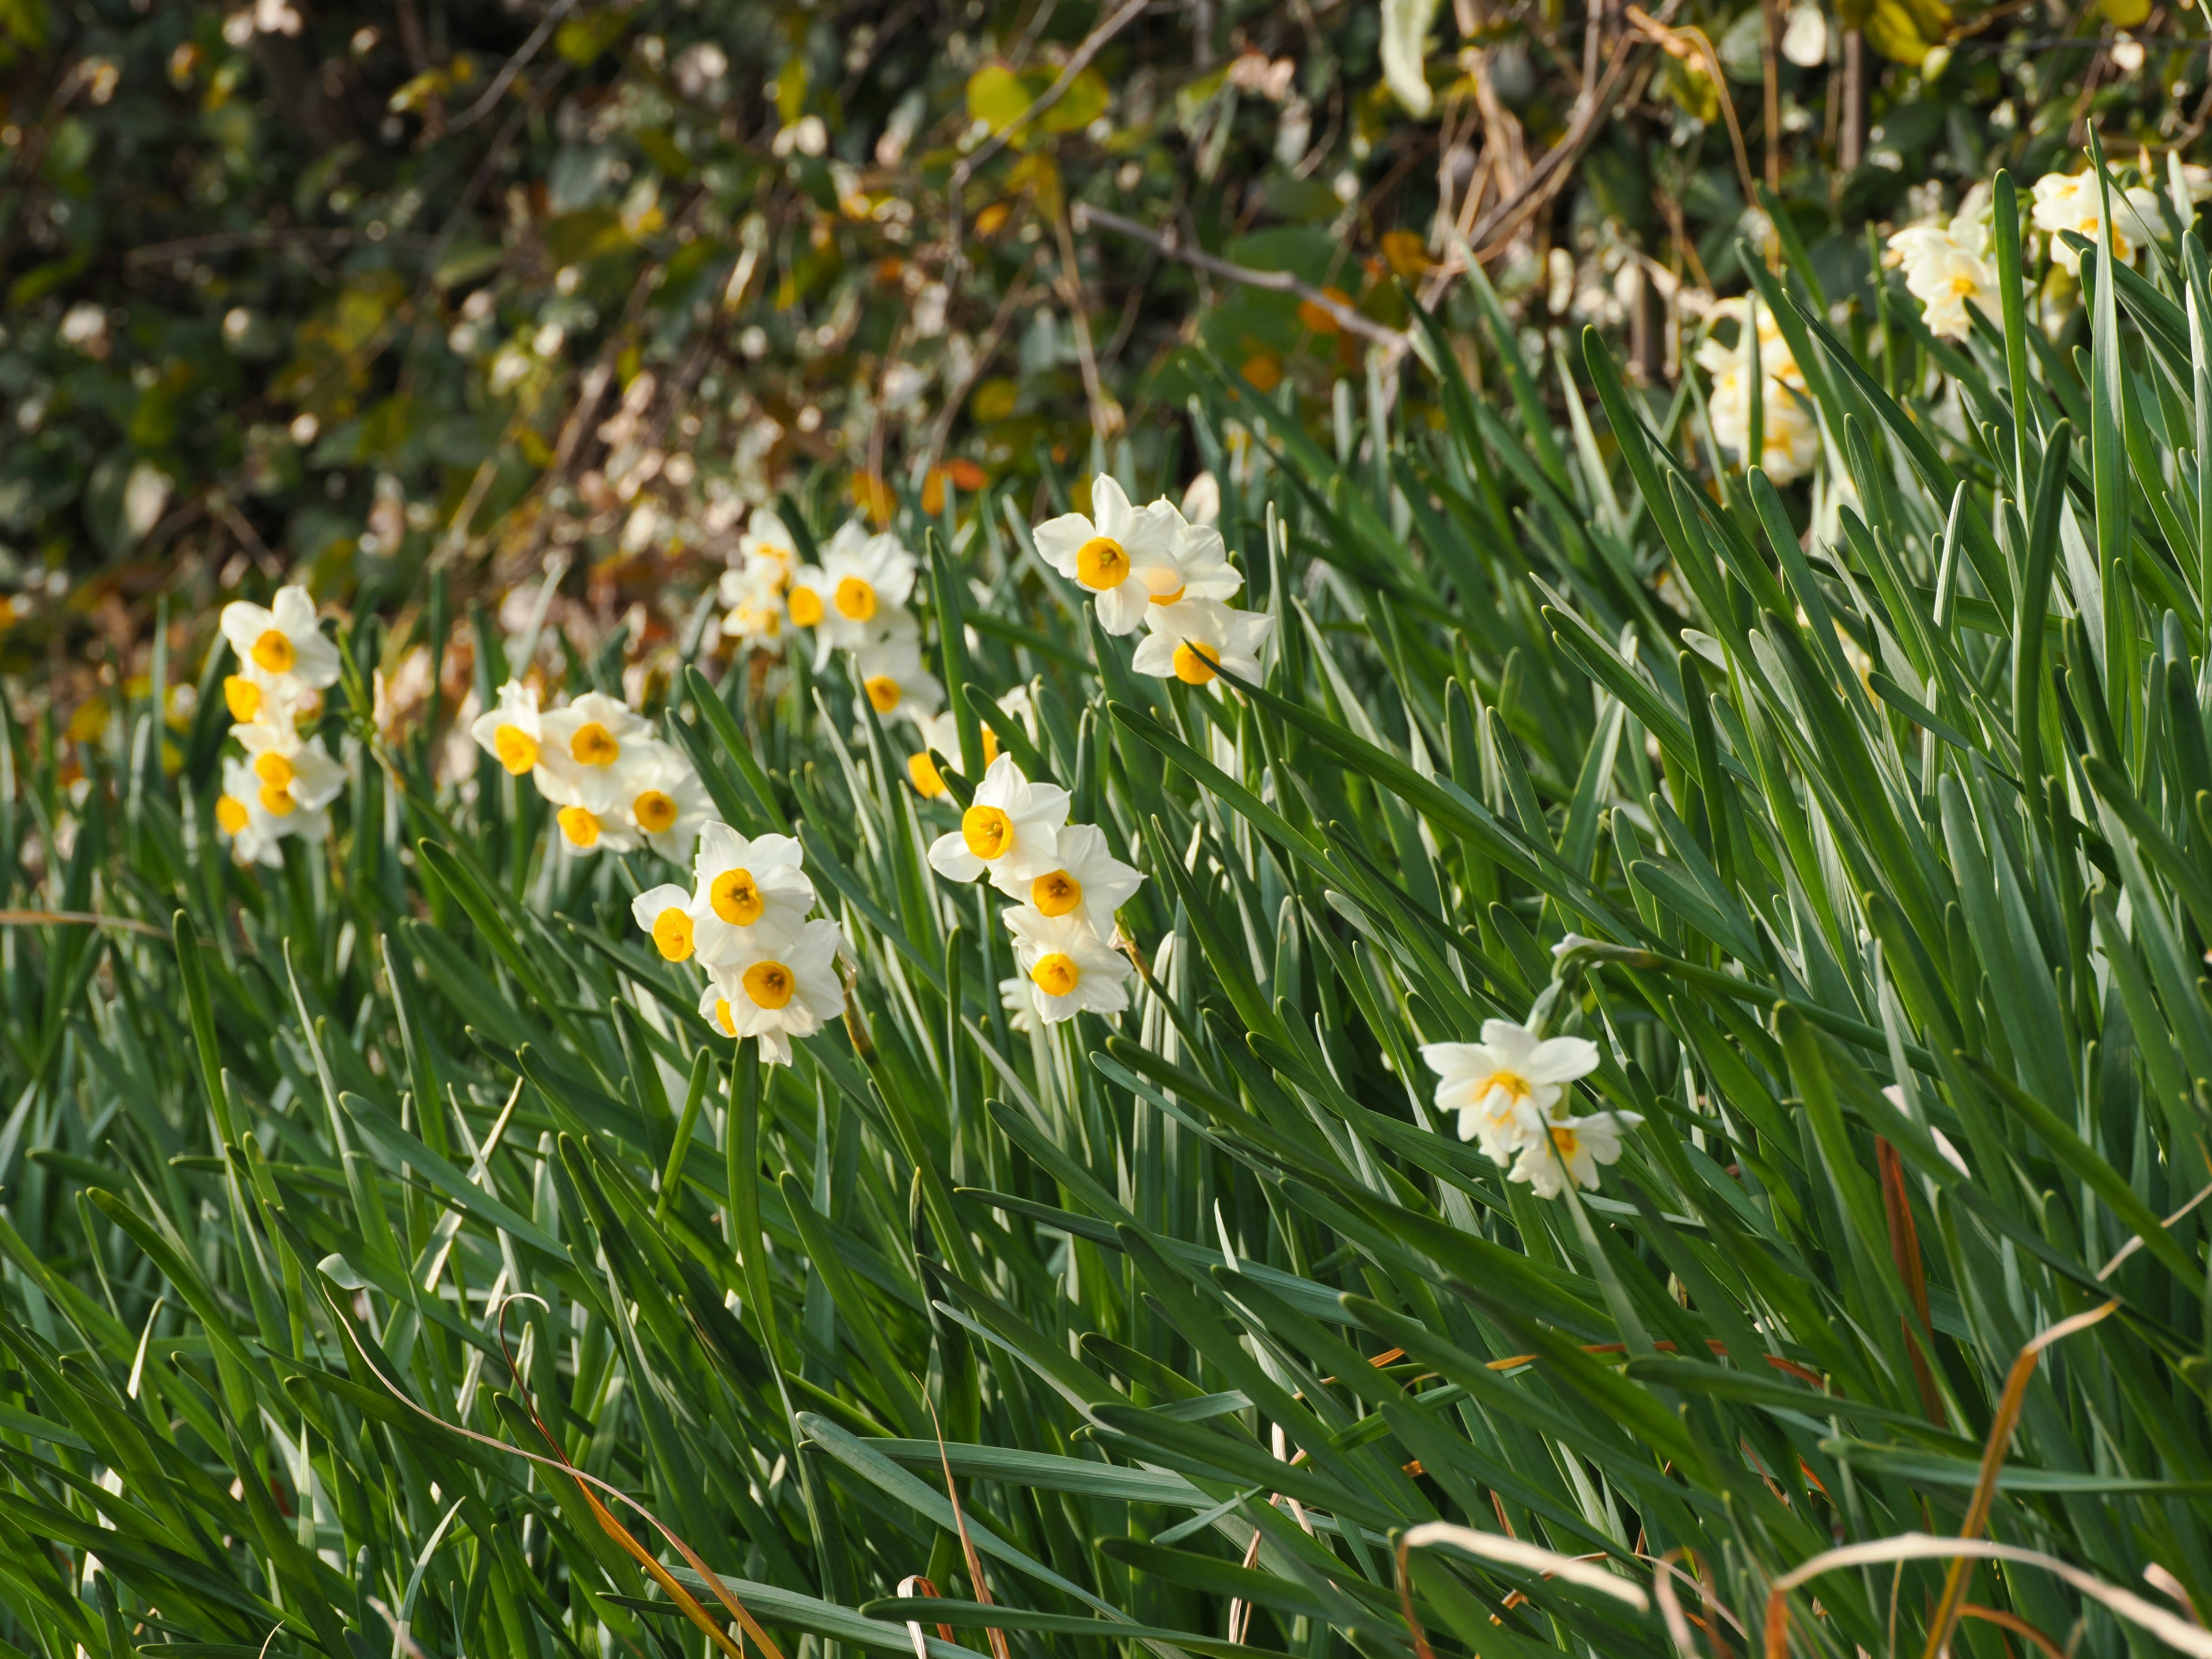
left=126, top=229, right=434, bottom=267
left=448, top=0, right=580, bottom=131
left=1073, top=202, right=1411, bottom=351
left=0, top=908, right=166, bottom=940
left=919, top=255, right=1039, bottom=478
left=948, top=0, right=1152, bottom=264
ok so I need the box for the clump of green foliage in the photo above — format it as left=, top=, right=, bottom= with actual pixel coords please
left=5, top=155, right=2212, bottom=1659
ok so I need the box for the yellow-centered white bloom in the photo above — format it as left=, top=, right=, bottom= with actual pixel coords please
left=734, top=507, right=798, bottom=586
left=1003, top=906, right=1132, bottom=1022
left=620, top=743, right=715, bottom=864
left=2031, top=166, right=2166, bottom=274
left=1035, top=476, right=1184, bottom=634
left=906, top=688, right=1032, bottom=798
left=926, top=753, right=1069, bottom=891
left=690, top=821, right=814, bottom=967
left=536, top=691, right=654, bottom=810
left=1022, top=823, right=1144, bottom=939
left=785, top=522, right=918, bottom=661
left=631, top=882, right=698, bottom=963
left=469, top=679, right=545, bottom=777
left=699, top=916, right=848, bottom=1064
left=230, top=719, right=348, bottom=815
left=221, top=669, right=305, bottom=727
left=1888, top=215, right=2006, bottom=340
left=718, top=560, right=787, bottom=648
left=1420, top=1020, right=1601, bottom=1166
left=1131, top=599, right=1272, bottom=689
left=1160, top=515, right=1245, bottom=605
left=853, top=628, right=944, bottom=726
left=219, top=586, right=342, bottom=696
left=1694, top=300, right=1820, bottom=484
left=1508, top=1111, right=1642, bottom=1199
left=214, top=753, right=314, bottom=866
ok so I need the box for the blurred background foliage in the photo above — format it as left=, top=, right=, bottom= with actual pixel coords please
left=0, top=0, right=2201, bottom=704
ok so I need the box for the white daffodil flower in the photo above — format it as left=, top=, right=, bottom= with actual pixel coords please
left=1888, top=216, right=2005, bottom=341
left=735, top=507, right=798, bottom=587
left=926, top=753, right=1068, bottom=889
left=631, top=882, right=698, bottom=963
left=220, top=586, right=342, bottom=694
left=1159, top=516, right=1245, bottom=605
left=999, top=974, right=1040, bottom=1035
left=690, top=823, right=815, bottom=967
left=469, top=679, right=544, bottom=777
left=214, top=753, right=306, bottom=867
left=785, top=522, right=918, bottom=660
left=853, top=628, right=944, bottom=726
left=1508, top=1111, right=1643, bottom=1199
left=1692, top=299, right=1819, bottom=483
left=541, top=782, right=643, bottom=854
left=2031, top=167, right=2167, bottom=274
left=1420, top=1020, right=1602, bottom=1166
left=718, top=560, right=787, bottom=647
left=1034, top=476, right=1184, bottom=634
left=537, top=691, right=654, bottom=809
left=619, top=743, right=715, bottom=865
left=221, top=668, right=305, bottom=727
left=1131, top=598, right=1273, bottom=689
left=699, top=916, right=849, bottom=1063
left=1022, top=823, right=1144, bottom=940
left=906, top=688, right=1031, bottom=797
left=231, top=719, right=348, bottom=815
left=1003, top=905, right=1132, bottom=1022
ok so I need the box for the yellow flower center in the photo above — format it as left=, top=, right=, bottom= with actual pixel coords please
left=1031, top=870, right=1082, bottom=917
left=634, top=789, right=677, bottom=834
left=558, top=806, right=601, bottom=847
left=251, top=627, right=294, bottom=674
left=224, top=676, right=262, bottom=721
left=652, top=906, right=694, bottom=961
left=1551, top=1124, right=1582, bottom=1157
left=711, top=868, right=763, bottom=925
left=1075, top=536, right=1128, bottom=590
left=215, top=794, right=250, bottom=834
left=1031, top=953, right=1080, bottom=998
left=865, top=675, right=902, bottom=713
left=1151, top=584, right=1185, bottom=605
left=982, top=727, right=1001, bottom=766
left=1948, top=272, right=1978, bottom=297
left=1173, top=641, right=1221, bottom=685
left=962, top=803, right=1014, bottom=859
left=259, top=782, right=297, bottom=817
left=571, top=721, right=620, bottom=766
left=1482, top=1071, right=1535, bottom=1110
left=787, top=586, right=824, bottom=626
left=494, top=724, right=539, bottom=774
left=743, top=959, right=795, bottom=1010
left=834, top=576, right=877, bottom=620
left=713, top=997, right=737, bottom=1036
left=908, top=751, right=946, bottom=797
left=253, top=752, right=294, bottom=788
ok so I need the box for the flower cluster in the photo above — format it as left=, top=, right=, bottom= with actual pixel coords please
left=2030, top=166, right=2168, bottom=275
left=1694, top=299, right=1820, bottom=486
left=629, top=824, right=849, bottom=1065
left=1887, top=203, right=2006, bottom=342
left=211, top=587, right=347, bottom=866
left=716, top=509, right=802, bottom=652
left=924, top=752, right=1143, bottom=1027
left=1420, top=1018, right=1641, bottom=1199
left=468, top=683, right=714, bottom=861
left=1039, top=477, right=1272, bottom=690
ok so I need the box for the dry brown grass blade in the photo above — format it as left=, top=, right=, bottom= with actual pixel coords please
left=1764, top=1534, right=2212, bottom=1659
left=326, top=1293, right=792, bottom=1659
left=1396, top=1519, right=1650, bottom=1659
left=1958, top=1603, right=2066, bottom=1658
left=895, top=1574, right=957, bottom=1659
left=925, top=1393, right=1011, bottom=1659
left=1876, top=1135, right=1948, bottom=1427
left=1647, top=1548, right=1737, bottom=1659
left=1919, top=1298, right=2118, bottom=1658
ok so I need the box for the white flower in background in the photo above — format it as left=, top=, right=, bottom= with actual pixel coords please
left=699, top=917, right=849, bottom=1063
left=214, top=754, right=309, bottom=866
left=542, top=780, right=642, bottom=855
left=223, top=668, right=303, bottom=726
left=926, top=753, right=1068, bottom=891
left=632, top=882, right=698, bottom=963
left=718, top=560, right=787, bottom=648
left=1132, top=599, right=1273, bottom=688
left=1161, top=516, right=1246, bottom=605
left=469, top=679, right=544, bottom=777
left=1420, top=1021, right=1602, bottom=1165
left=619, top=744, right=715, bottom=864
left=736, top=508, right=798, bottom=586
left=1003, top=906, right=1133, bottom=1022
left=999, top=974, right=1041, bottom=1034
left=853, top=630, right=944, bottom=725
left=536, top=691, right=654, bottom=808
left=785, top=523, right=917, bottom=659
left=1508, top=1111, right=1643, bottom=1199
left=1694, top=302, right=1820, bottom=484
left=1779, top=3, right=1826, bottom=65
left=231, top=719, right=348, bottom=815
left=1022, top=823, right=1145, bottom=940
left=221, top=586, right=342, bottom=695
left=1889, top=214, right=2006, bottom=340
left=1035, top=477, right=1184, bottom=634
left=2031, top=167, right=2167, bottom=273
left=906, top=688, right=1032, bottom=797
left=690, top=823, right=815, bottom=966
